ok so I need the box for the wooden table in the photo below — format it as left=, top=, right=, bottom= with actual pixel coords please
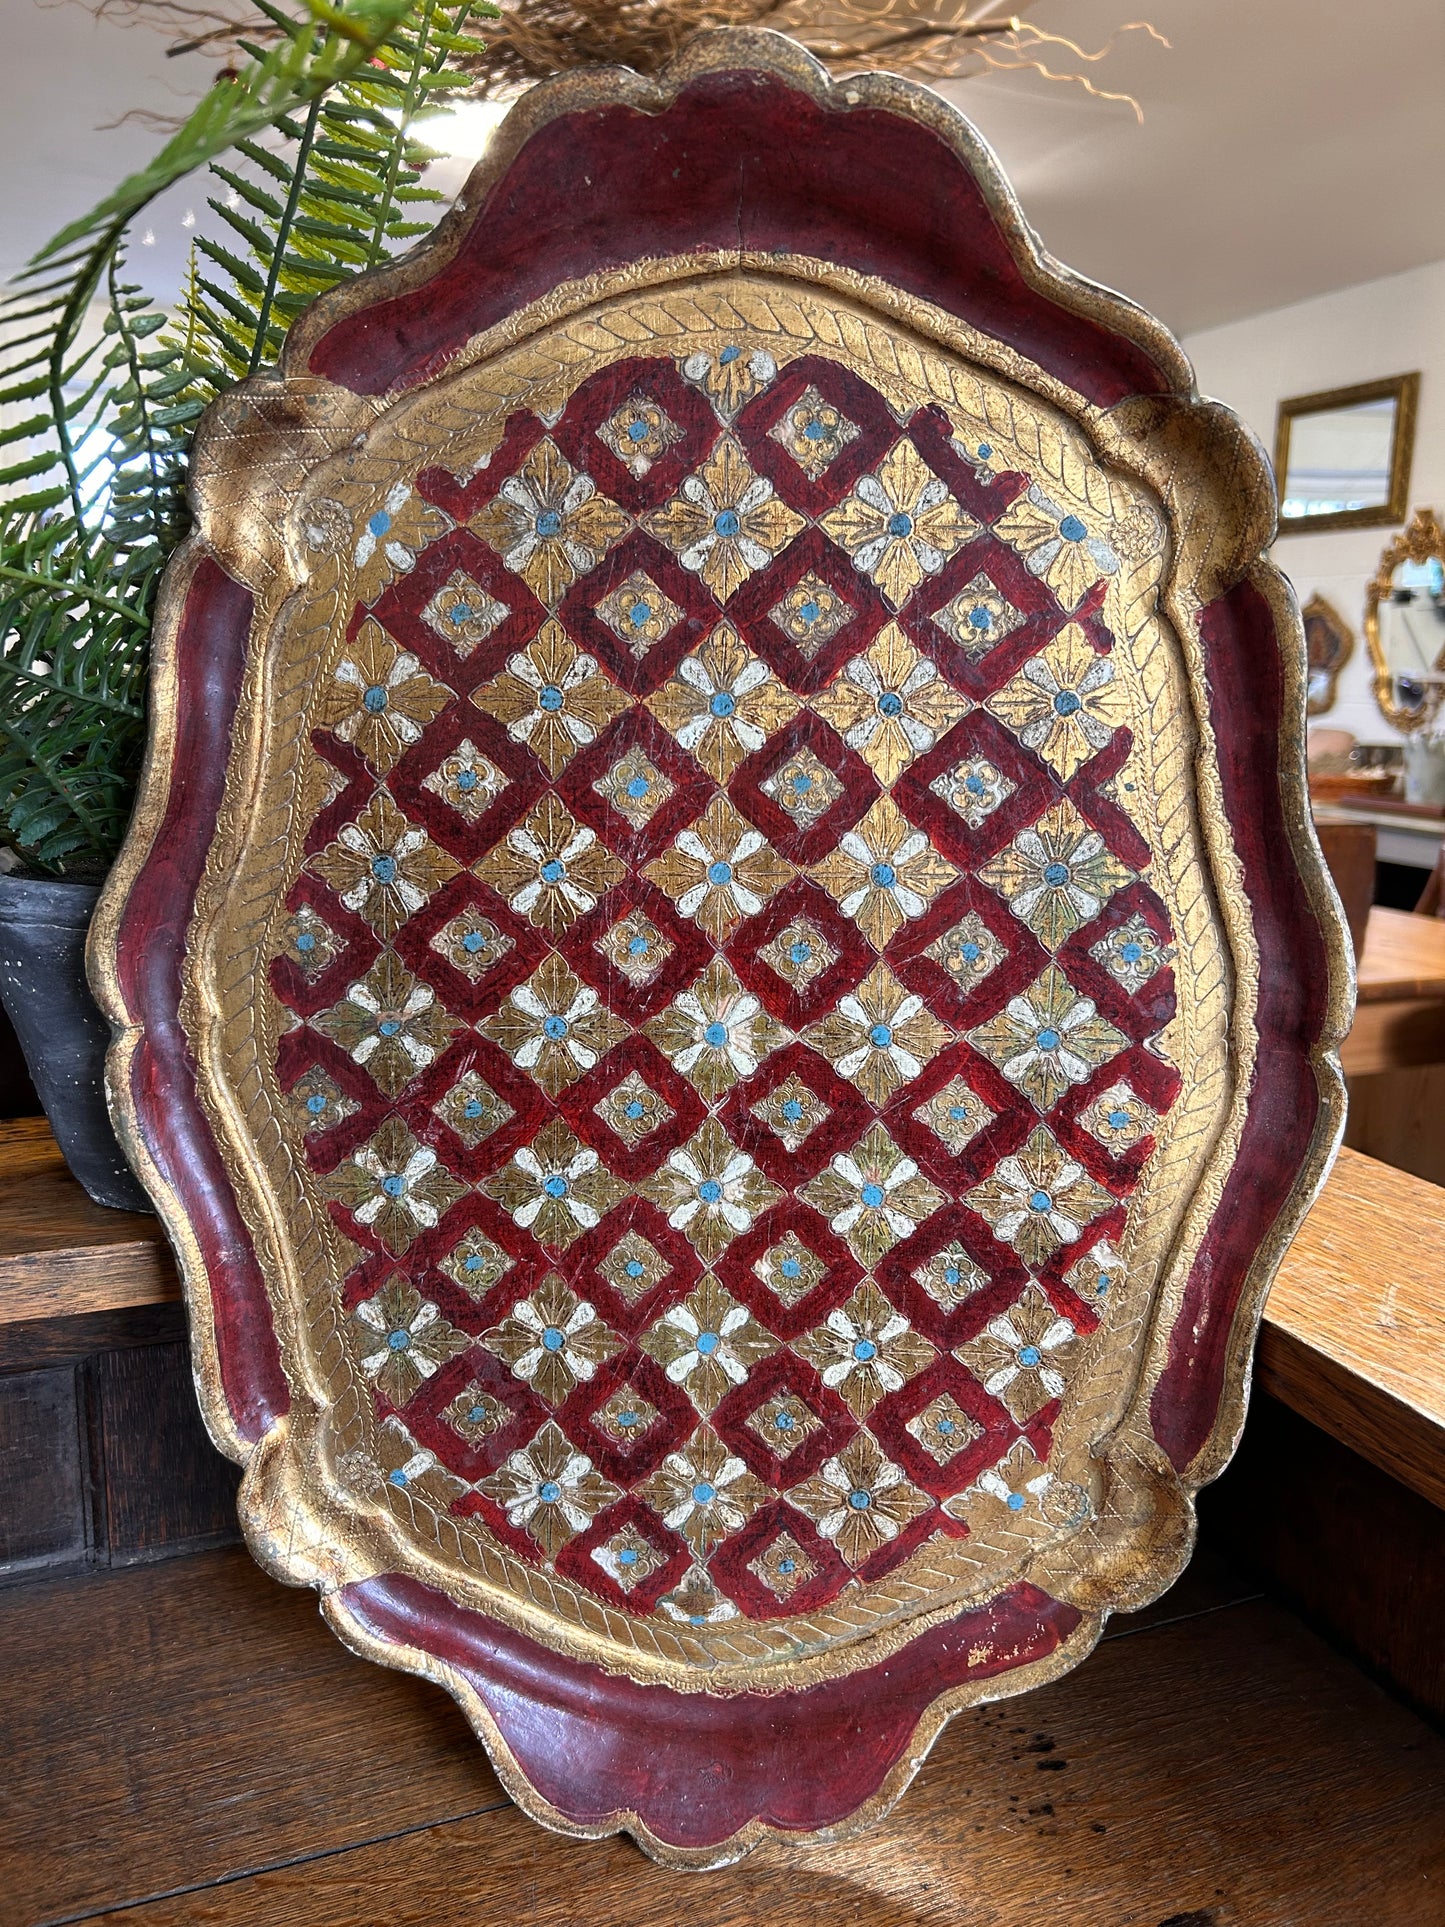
left=1342, top=904, right=1445, bottom=1076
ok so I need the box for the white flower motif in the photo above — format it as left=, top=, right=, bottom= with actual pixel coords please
left=658, top=1143, right=766, bottom=1240
left=508, top=974, right=611, bottom=1084
left=349, top=1139, right=448, bottom=1233
left=507, top=1136, right=610, bottom=1236
left=827, top=983, right=933, bottom=1089
left=493, top=812, right=612, bottom=926
left=669, top=646, right=777, bottom=765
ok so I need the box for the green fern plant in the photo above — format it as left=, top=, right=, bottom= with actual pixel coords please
left=0, top=0, right=490, bottom=876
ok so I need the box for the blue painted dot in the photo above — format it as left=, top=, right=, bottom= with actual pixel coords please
left=710, top=690, right=736, bottom=718
left=1036, top=1027, right=1061, bottom=1051
left=538, top=683, right=564, bottom=712
left=368, top=509, right=392, bottom=536
left=626, top=776, right=650, bottom=800
left=714, top=509, right=742, bottom=538
left=780, top=1258, right=801, bottom=1279
left=871, top=862, right=896, bottom=888
left=629, top=601, right=651, bottom=627
left=708, top=860, right=733, bottom=886
left=543, top=1014, right=569, bottom=1040
left=626, top=419, right=650, bottom=443
left=539, top=1480, right=562, bottom=1503
left=696, top=1331, right=720, bottom=1357
left=799, top=599, right=821, bottom=623
left=380, top=1174, right=405, bottom=1198
left=692, top=1481, right=717, bottom=1504
left=977, top=443, right=993, bottom=459
left=704, top=1021, right=728, bottom=1047
left=1108, top=1109, right=1131, bottom=1129
left=306, top=1093, right=328, bottom=1115
left=378, top=1018, right=402, bottom=1036
left=387, top=1328, right=410, bottom=1352
left=698, top=1179, right=722, bottom=1204
left=1120, top=941, right=1143, bottom=963
left=1006, top=1490, right=1026, bottom=1512
left=877, top=690, right=904, bottom=717
left=388, top=1468, right=409, bottom=1486
left=543, top=1174, right=569, bottom=1199
left=1043, top=862, right=1070, bottom=886
left=1096, top=1273, right=1112, bottom=1295
left=848, top=1488, right=872, bottom=1510
left=628, top=934, right=650, bottom=955
left=791, top=772, right=813, bottom=792
left=1028, top=1189, right=1052, bottom=1214
left=869, top=1023, right=893, bottom=1050
left=945, top=1266, right=961, bottom=1286
left=949, top=1105, right=967, bottom=1122
left=625, top=1259, right=645, bottom=1278
left=362, top=683, right=389, bottom=713
left=371, top=855, right=397, bottom=883
left=462, top=931, right=487, bottom=953
left=1018, top=1344, right=1042, bottom=1367
left=295, top=932, right=316, bottom=953
left=624, top=1099, right=645, bottom=1120
left=861, top=1183, right=885, bottom=1209
left=1053, top=690, right=1082, bottom=716
left=541, top=1326, right=566, bottom=1352
left=968, top=607, right=992, bottom=631
left=535, top=509, right=563, bottom=538
left=887, top=510, right=913, bottom=538
left=719, top=346, right=741, bottom=364
left=781, top=1098, right=804, bottom=1122
left=467, top=1406, right=488, bottom=1423
left=853, top=1338, right=878, bottom=1362
left=803, top=420, right=826, bottom=442
left=456, top=769, right=478, bottom=791
left=789, top=941, right=811, bottom=964
left=618, top=1546, right=639, bottom=1566
left=464, top=1099, right=484, bottom=1119
left=540, top=858, right=565, bottom=884
left=965, top=774, right=985, bottom=794
left=450, top=605, right=472, bottom=625
left=464, top=1254, right=486, bottom=1273
left=961, top=941, right=980, bottom=962
left=778, top=1556, right=796, bottom=1574
left=774, top=1412, right=795, bottom=1431
left=1059, top=514, right=1087, bottom=542
left=938, top=1418, right=955, bottom=1435
left=617, top=1411, right=638, bottom=1428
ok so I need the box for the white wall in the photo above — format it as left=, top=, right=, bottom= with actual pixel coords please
left=1181, top=258, right=1445, bottom=744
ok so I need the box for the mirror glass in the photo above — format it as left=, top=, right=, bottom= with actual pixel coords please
left=1275, top=374, right=1417, bottom=535
left=1377, top=553, right=1445, bottom=718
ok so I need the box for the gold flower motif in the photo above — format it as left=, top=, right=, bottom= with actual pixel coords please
left=319, top=1114, right=469, bottom=1255
left=967, top=963, right=1126, bottom=1112
left=369, top=1415, right=467, bottom=1511
left=751, top=1073, right=832, bottom=1153
left=421, top=739, right=509, bottom=822
left=992, top=483, right=1120, bottom=613
left=595, top=907, right=674, bottom=988
left=787, top=1430, right=931, bottom=1567
left=906, top=1391, right=982, bottom=1465
left=594, top=1068, right=674, bottom=1147
left=760, top=745, right=844, bottom=828
left=597, top=1229, right=671, bottom=1305
left=644, top=956, right=786, bottom=1104
left=439, top=1226, right=513, bottom=1299
left=978, top=798, right=1135, bottom=951
left=432, top=1069, right=513, bottom=1149
left=419, top=569, right=509, bottom=657
left=1079, top=1081, right=1160, bottom=1155
left=484, top=1116, right=628, bottom=1250
left=913, top=1076, right=995, bottom=1154
left=470, top=437, right=629, bottom=606
left=930, top=572, right=1025, bottom=657
left=985, top=625, right=1130, bottom=781
left=803, top=960, right=953, bottom=1108
left=644, top=793, right=793, bottom=944
left=592, top=746, right=674, bottom=828
left=352, top=482, right=450, bottom=605
left=768, top=570, right=855, bottom=658
left=794, top=1278, right=937, bottom=1419
left=429, top=906, right=513, bottom=982
left=309, top=790, right=460, bottom=941
left=593, top=569, right=685, bottom=659
left=349, top=1274, right=470, bottom=1408
left=965, top=1123, right=1114, bottom=1266
left=483, top=1273, right=622, bottom=1407
left=768, top=383, right=861, bottom=480
left=680, top=341, right=777, bottom=417
left=596, top=392, right=685, bottom=476
left=753, top=1232, right=828, bottom=1308
left=286, top=1067, right=358, bottom=1137
left=442, top=1382, right=509, bottom=1445
left=646, top=621, right=800, bottom=783
left=748, top=1529, right=820, bottom=1599
left=819, top=438, right=978, bottom=609
left=942, top=1435, right=1090, bottom=1538
left=954, top=1281, right=1081, bottom=1423
left=924, top=911, right=1008, bottom=992
left=318, top=619, right=453, bottom=776
left=471, top=619, right=629, bottom=779
left=812, top=622, right=969, bottom=786
left=591, top=1523, right=667, bottom=1592
left=641, top=1274, right=777, bottom=1416
left=800, top=1121, right=945, bottom=1269
left=644, top=437, right=805, bottom=601
left=474, top=792, right=626, bottom=937
left=640, top=1424, right=770, bottom=1558
left=312, top=948, right=461, bottom=1099
left=746, top=1394, right=823, bottom=1462
left=809, top=793, right=958, bottom=952
left=476, top=1420, right=621, bottom=1558
left=481, top=953, right=629, bottom=1099
left=641, top=1116, right=783, bottom=1264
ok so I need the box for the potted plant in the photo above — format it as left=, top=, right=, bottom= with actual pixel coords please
left=0, top=0, right=489, bottom=1205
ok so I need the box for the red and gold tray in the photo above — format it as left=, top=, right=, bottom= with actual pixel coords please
left=93, top=32, right=1349, bottom=1868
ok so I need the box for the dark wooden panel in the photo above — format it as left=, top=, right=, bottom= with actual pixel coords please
left=0, top=1299, right=186, bottom=1373
left=1202, top=1391, right=1445, bottom=1727
left=0, top=1365, right=86, bottom=1573
left=6, top=1552, right=1436, bottom=1927
left=90, top=1341, right=241, bottom=1563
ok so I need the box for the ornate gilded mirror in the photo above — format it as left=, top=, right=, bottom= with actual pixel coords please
left=1274, top=374, right=1418, bottom=536
left=1303, top=593, right=1354, bottom=715
left=1366, top=507, right=1445, bottom=731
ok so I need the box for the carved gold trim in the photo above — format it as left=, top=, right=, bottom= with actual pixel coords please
left=1364, top=506, right=1445, bottom=732
left=1302, top=593, right=1354, bottom=716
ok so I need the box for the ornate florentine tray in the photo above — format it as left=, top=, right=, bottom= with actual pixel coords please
left=93, top=32, right=1350, bottom=1868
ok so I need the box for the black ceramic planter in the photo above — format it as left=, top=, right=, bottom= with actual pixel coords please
left=0, top=873, right=151, bottom=1212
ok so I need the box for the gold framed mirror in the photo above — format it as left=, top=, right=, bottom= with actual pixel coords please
left=1274, top=373, right=1419, bottom=535
left=1302, top=593, right=1354, bottom=714
left=1365, top=507, right=1445, bottom=731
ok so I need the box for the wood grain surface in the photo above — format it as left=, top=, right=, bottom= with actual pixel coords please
left=1263, top=1145, right=1445, bottom=1509
left=0, top=1118, right=177, bottom=1323
left=1, top=1544, right=1440, bottom=1927
left=1355, top=905, right=1445, bottom=1002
